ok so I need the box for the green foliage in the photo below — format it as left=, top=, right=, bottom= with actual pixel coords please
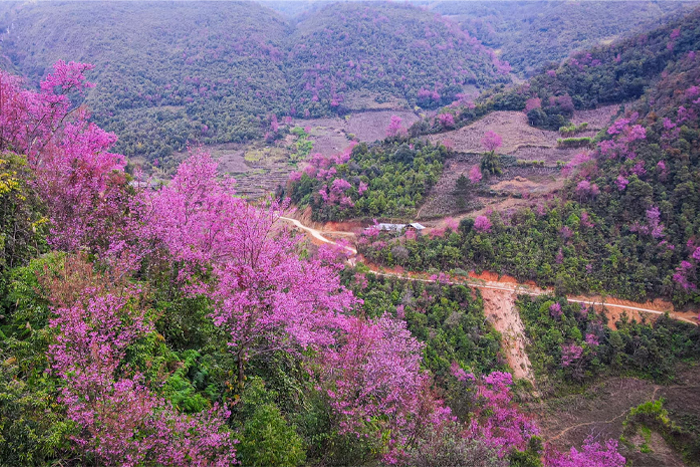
left=0, top=364, right=74, bottom=467
left=517, top=295, right=700, bottom=387
left=0, top=253, right=73, bottom=466
left=288, top=140, right=447, bottom=221
left=480, top=151, right=503, bottom=176
left=559, top=122, right=589, bottom=136
left=508, top=436, right=544, bottom=467
left=557, top=137, right=592, bottom=148
left=290, top=127, right=313, bottom=163
left=161, top=350, right=212, bottom=413
left=236, top=378, right=306, bottom=467
left=623, top=399, right=700, bottom=466
left=0, top=153, right=47, bottom=278
left=341, top=267, right=505, bottom=381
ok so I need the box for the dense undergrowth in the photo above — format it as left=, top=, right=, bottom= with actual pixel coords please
left=517, top=296, right=700, bottom=389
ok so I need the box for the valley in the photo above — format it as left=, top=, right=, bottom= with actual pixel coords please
left=1, top=2, right=700, bottom=467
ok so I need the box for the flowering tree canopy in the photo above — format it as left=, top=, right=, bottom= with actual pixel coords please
left=481, top=131, right=502, bottom=153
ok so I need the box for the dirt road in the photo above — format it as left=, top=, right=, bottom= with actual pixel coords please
left=280, top=217, right=698, bottom=382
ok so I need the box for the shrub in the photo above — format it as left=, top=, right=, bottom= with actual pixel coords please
left=236, top=378, right=306, bottom=467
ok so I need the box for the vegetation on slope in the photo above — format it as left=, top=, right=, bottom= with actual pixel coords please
left=365, top=9, right=700, bottom=306
left=517, top=296, right=700, bottom=388
left=414, top=6, right=700, bottom=134
left=287, top=1, right=510, bottom=117
left=0, top=1, right=506, bottom=165
left=432, top=0, right=693, bottom=76
left=341, top=266, right=506, bottom=382
left=0, top=58, right=633, bottom=467
left=0, top=1, right=292, bottom=167
left=285, top=138, right=448, bottom=221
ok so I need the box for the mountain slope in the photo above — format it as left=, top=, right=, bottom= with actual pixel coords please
left=0, top=1, right=292, bottom=164
left=285, top=1, right=509, bottom=117
left=432, top=0, right=695, bottom=76
left=0, top=1, right=506, bottom=164
left=361, top=6, right=700, bottom=305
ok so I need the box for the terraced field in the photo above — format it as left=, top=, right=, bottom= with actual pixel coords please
left=212, top=110, right=420, bottom=198
left=418, top=105, right=621, bottom=218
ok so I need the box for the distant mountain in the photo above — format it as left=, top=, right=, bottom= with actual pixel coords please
left=0, top=1, right=506, bottom=163
left=432, top=0, right=696, bottom=76
left=287, top=2, right=509, bottom=117
left=0, top=1, right=292, bottom=163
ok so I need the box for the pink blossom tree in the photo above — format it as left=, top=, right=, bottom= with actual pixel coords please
left=0, top=61, right=129, bottom=251
left=469, top=165, right=482, bottom=183
left=474, top=215, right=492, bottom=233
left=437, top=112, right=455, bottom=129
left=142, top=152, right=356, bottom=388
left=481, top=131, right=502, bottom=153
left=525, top=98, right=542, bottom=112
left=43, top=257, right=237, bottom=466
left=467, top=372, right=539, bottom=457
left=387, top=115, right=406, bottom=137
left=318, top=315, right=452, bottom=461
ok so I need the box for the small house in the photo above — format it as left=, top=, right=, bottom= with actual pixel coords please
left=377, top=223, right=407, bottom=232
left=406, top=223, right=426, bottom=232
left=364, top=222, right=426, bottom=236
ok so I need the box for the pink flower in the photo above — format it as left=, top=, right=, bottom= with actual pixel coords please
left=525, top=97, right=542, bottom=112
left=561, top=343, right=583, bottom=367
left=474, top=215, right=491, bottom=232
left=444, top=217, right=459, bottom=231
left=386, top=115, right=405, bottom=137
left=289, top=171, right=302, bottom=182
left=469, top=165, right=482, bottom=183
left=615, top=175, right=629, bottom=191
left=550, top=302, right=562, bottom=318
left=481, top=131, right=502, bottom=152
left=437, top=113, right=455, bottom=129
left=450, top=361, right=475, bottom=382
left=358, top=181, right=368, bottom=195
left=585, top=334, right=599, bottom=347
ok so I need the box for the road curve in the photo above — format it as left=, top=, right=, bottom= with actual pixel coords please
left=280, top=216, right=358, bottom=255
left=279, top=216, right=697, bottom=326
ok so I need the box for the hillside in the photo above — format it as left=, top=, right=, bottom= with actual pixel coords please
left=0, top=1, right=292, bottom=166
left=0, top=1, right=506, bottom=165
left=432, top=0, right=694, bottom=76
left=286, top=2, right=509, bottom=117
left=359, top=6, right=700, bottom=306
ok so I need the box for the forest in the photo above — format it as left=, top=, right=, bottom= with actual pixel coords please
left=361, top=8, right=700, bottom=306
left=285, top=138, right=447, bottom=221
left=432, top=0, right=692, bottom=76
left=0, top=1, right=506, bottom=164
left=0, top=1, right=682, bottom=167
left=2, top=1, right=700, bottom=467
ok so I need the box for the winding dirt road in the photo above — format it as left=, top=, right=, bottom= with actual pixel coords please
left=280, top=216, right=696, bottom=323
left=280, top=216, right=698, bottom=382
